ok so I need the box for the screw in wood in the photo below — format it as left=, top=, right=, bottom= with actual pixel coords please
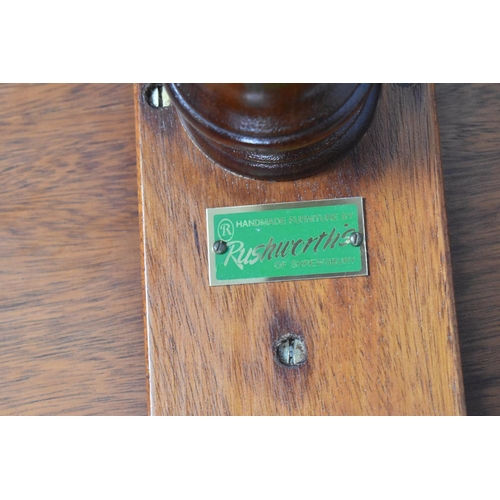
left=213, top=240, right=228, bottom=255
left=350, top=232, right=363, bottom=247
left=145, top=84, right=170, bottom=108
left=275, top=334, right=307, bottom=367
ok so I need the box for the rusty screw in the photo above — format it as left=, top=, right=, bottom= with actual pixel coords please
left=275, top=335, right=307, bottom=367
left=213, top=240, right=228, bottom=255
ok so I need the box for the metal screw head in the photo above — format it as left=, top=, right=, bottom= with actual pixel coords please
left=275, top=334, right=307, bottom=367
left=145, top=84, right=170, bottom=108
left=350, top=232, right=363, bottom=247
left=213, top=240, right=228, bottom=254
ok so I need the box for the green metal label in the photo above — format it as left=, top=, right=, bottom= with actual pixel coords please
left=207, top=198, right=367, bottom=286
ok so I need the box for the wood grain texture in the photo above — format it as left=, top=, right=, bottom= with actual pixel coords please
left=136, top=83, right=465, bottom=415
left=436, top=83, right=500, bottom=415
left=0, top=84, right=147, bottom=415
left=3, top=84, right=496, bottom=416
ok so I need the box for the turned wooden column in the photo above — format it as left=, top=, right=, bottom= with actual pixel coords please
left=164, top=83, right=381, bottom=180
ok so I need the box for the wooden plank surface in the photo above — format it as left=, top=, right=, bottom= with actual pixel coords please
left=0, top=84, right=147, bottom=415
left=436, top=84, right=500, bottom=415
left=136, top=83, right=465, bottom=415
left=0, top=83, right=498, bottom=416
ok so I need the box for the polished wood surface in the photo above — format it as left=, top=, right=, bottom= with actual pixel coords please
left=436, top=84, right=500, bottom=415
left=0, top=84, right=147, bottom=415
left=1, top=84, right=499, bottom=415
left=136, top=83, right=465, bottom=415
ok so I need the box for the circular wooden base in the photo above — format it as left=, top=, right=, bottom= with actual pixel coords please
left=166, top=84, right=382, bottom=181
